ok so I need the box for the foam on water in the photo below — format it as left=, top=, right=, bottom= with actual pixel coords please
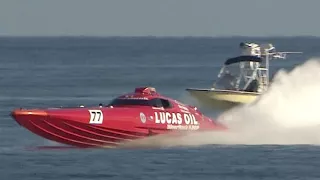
left=121, top=58, right=320, bottom=148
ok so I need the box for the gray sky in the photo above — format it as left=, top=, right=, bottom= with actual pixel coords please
left=0, top=0, right=318, bottom=36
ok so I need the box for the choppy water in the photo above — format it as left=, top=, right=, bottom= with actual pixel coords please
left=1, top=36, right=320, bottom=180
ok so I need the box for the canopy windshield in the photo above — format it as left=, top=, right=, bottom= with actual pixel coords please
left=214, top=60, right=262, bottom=92
left=107, top=97, right=173, bottom=108
left=107, top=98, right=152, bottom=107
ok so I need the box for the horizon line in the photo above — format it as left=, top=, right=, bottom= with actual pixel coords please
left=0, top=35, right=319, bottom=38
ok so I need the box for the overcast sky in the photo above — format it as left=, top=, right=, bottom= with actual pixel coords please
left=0, top=0, right=318, bottom=37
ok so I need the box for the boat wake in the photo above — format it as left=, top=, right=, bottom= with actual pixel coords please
left=120, top=58, right=320, bottom=148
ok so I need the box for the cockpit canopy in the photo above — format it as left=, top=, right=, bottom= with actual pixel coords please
left=107, top=97, right=173, bottom=108
left=106, top=87, right=173, bottom=108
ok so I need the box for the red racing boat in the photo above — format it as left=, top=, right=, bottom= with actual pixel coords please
left=11, top=87, right=227, bottom=148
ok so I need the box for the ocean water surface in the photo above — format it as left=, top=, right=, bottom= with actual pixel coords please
left=0, top=36, right=320, bottom=180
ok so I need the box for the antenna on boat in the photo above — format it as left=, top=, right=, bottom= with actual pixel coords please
left=260, top=43, right=303, bottom=87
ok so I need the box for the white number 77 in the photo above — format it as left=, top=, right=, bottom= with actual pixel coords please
left=89, top=110, right=104, bottom=124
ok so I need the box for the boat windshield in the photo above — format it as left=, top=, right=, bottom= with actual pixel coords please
left=107, top=97, right=171, bottom=108
left=214, top=64, right=240, bottom=90
left=107, top=98, right=152, bottom=107
left=214, top=61, right=259, bottom=91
